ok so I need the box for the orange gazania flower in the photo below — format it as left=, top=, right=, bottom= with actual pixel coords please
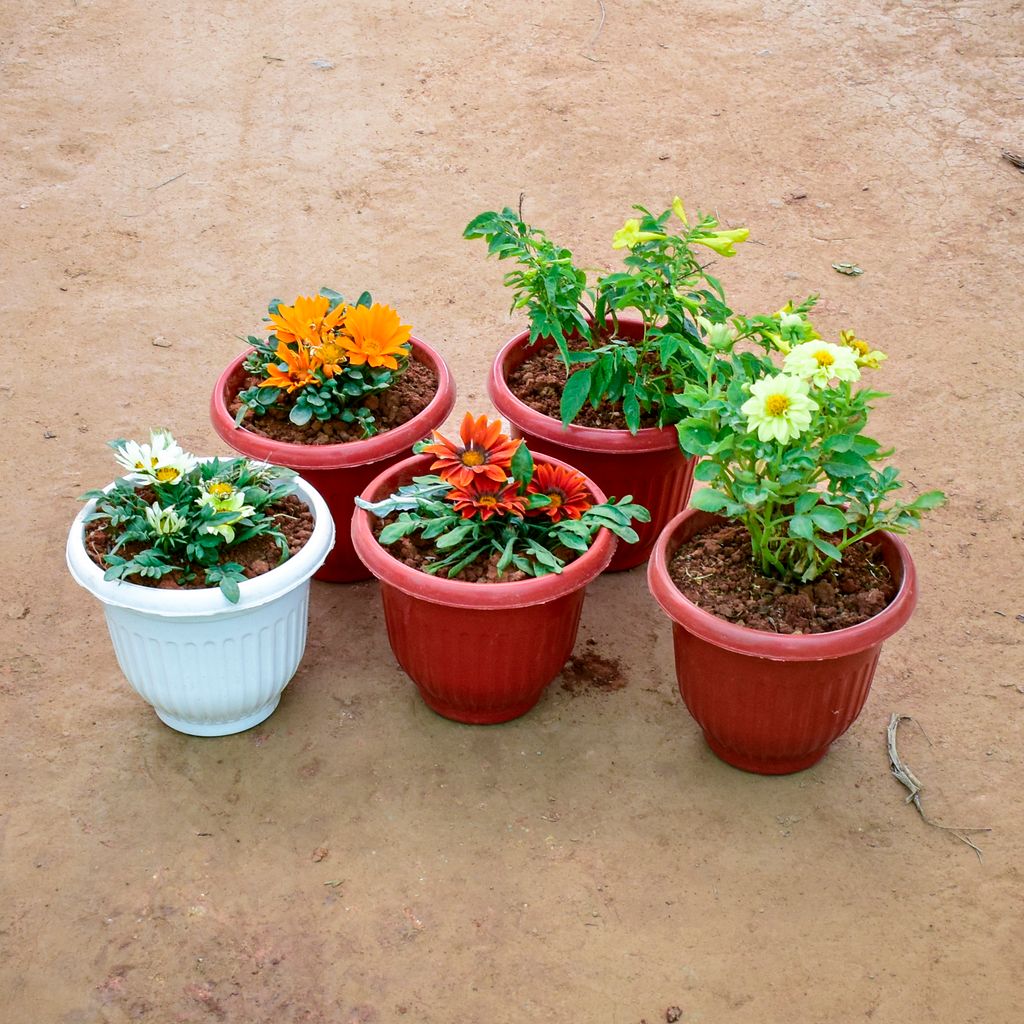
left=448, top=476, right=527, bottom=522
left=260, top=341, right=320, bottom=392
left=526, top=462, right=592, bottom=522
left=421, top=413, right=522, bottom=488
left=267, top=294, right=346, bottom=345
left=339, top=303, right=412, bottom=370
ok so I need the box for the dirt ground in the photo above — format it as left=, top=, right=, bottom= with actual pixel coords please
left=3, top=1, right=1022, bottom=1021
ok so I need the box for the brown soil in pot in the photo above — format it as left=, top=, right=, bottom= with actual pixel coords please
left=370, top=514, right=583, bottom=583
left=228, top=357, right=437, bottom=444
left=668, top=521, right=897, bottom=633
left=84, top=493, right=314, bottom=590
left=507, top=339, right=664, bottom=431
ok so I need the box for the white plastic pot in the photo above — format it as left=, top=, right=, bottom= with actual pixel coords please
left=66, top=473, right=335, bottom=736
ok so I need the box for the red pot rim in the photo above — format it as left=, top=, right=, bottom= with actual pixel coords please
left=647, top=507, right=918, bottom=660
left=210, top=336, right=456, bottom=470
left=351, top=452, right=616, bottom=609
left=487, top=318, right=681, bottom=454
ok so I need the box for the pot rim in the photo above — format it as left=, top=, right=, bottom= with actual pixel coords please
left=210, top=336, right=456, bottom=470
left=647, top=507, right=918, bottom=660
left=351, top=452, right=617, bottom=609
left=487, top=317, right=682, bottom=455
left=66, top=470, right=336, bottom=618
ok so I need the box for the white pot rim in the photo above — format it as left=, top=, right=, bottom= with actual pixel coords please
left=67, top=469, right=335, bottom=618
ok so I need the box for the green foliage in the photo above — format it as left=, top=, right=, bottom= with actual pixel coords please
left=82, top=439, right=298, bottom=603
left=236, top=287, right=409, bottom=438
left=356, top=471, right=649, bottom=580
left=464, top=201, right=752, bottom=433
left=676, top=314, right=946, bottom=583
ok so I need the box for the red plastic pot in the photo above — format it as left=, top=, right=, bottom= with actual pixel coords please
left=211, top=338, right=456, bottom=583
left=488, top=318, right=696, bottom=573
left=647, top=509, right=918, bottom=775
left=351, top=453, right=616, bottom=724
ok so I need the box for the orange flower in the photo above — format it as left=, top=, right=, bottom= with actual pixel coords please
left=313, top=338, right=347, bottom=378
left=267, top=294, right=346, bottom=344
left=448, top=476, right=527, bottom=522
left=526, top=462, right=592, bottom=522
left=339, top=303, right=412, bottom=370
left=421, top=413, right=522, bottom=488
left=260, top=341, right=320, bottom=392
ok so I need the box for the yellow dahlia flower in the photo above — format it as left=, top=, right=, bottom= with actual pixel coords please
left=740, top=374, right=818, bottom=444
left=783, top=341, right=860, bottom=387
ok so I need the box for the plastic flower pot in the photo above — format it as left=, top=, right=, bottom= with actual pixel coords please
left=488, top=318, right=695, bottom=573
left=66, top=474, right=335, bottom=737
left=351, top=453, right=616, bottom=724
left=210, top=337, right=456, bottom=583
left=647, top=508, right=918, bottom=774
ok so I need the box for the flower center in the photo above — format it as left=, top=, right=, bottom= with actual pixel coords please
left=852, top=339, right=869, bottom=356
left=547, top=493, right=564, bottom=509
left=813, top=349, right=835, bottom=367
left=461, top=448, right=486, bottom=467
left=477, top=495, right=498, bottom=507
left=765, top=394, right=791, bottom=416
left=155, top=467, right=179, bottom=483
left=209, top=482, right=234, bottom=498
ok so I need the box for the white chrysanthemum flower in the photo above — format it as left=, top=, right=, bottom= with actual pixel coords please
left=783, top=341, right=861, bottom=387
left=144, top=502, right=186, bottom=537
left=114, top=430, right=197, bottom=485
left=740, top=373, right=819, bottom=444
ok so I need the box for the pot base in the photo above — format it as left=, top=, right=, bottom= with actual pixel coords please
left=154, top=695, right=281, bottom=737
left=703, top=731, right=829, bottom=775
left=418, top=689, right=542, bottom=725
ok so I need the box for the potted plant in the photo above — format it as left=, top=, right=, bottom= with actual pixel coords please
left=466, top=197, right=752, bottom=571
left=646, top=314, right=945, bottom=773
left=210, top=288, right=456, bottom=582
left=352, top=414, right=648, bottom=723
left=66, top=430, right=336, bottom=736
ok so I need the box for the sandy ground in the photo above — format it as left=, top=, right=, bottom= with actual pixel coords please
left=3, top=1, right=1023, bottom=1021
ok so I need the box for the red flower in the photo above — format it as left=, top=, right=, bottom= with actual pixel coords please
left=526, top=463, right=592, bottom=522
left=421, top=412, right=521, bottom=488
left=448, top=476, right=527, bottom=522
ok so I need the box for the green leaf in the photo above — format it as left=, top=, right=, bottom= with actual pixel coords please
left=809, top=507, right=848, bottom=533
left=812, top=536, right=843, bottom=561
left=560, top=368, right=592, bottom=425
left=693, top=460, right=721, bottom=483
left=789, top=515, right=814, bottom=539
left=677, top=422, right=715, bottom=456
left=510, top=441, right=534, bottom=487
left=690, top=489, right=730, bottom=513
left=622, top=385, right=640, bottom=435
left=793, top=492, right=819, bottom=515
left=289, top=403, right=313, bottom=426
left=909, top=490, right=946, bottom=510
left=219, top=577, right=241, bottom=603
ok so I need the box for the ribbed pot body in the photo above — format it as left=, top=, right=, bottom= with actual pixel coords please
left=648, top=509, right=918, bottom=774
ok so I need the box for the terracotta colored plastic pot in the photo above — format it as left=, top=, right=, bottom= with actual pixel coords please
left=488, top=318, right=696, bottom=573
left=647, top=509, right=918, bottom=774
left=351, top=453, right=616, bottom=724
left=211, top=338, right=456, bottom=583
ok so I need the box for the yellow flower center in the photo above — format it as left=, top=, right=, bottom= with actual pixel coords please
left=547, top=493, right=564, bottom=509
left=852, top=339, right=869, bottom=356
left=155, top=467, right=179, bottom=483
left=209, top=482, right=234, bottom=498
left=765, top=394, right=791, bottom=416
left=477, top=495, right=498, bottom=507
left=813, top=349, right=835, bottom=367
left=461, top=449, right=485, bottom=467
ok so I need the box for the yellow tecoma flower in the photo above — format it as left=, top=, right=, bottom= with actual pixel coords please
left=611, top=219, right=667, bottom=250
left=671, top=196, right=688, bottom=225
left=693, top=227, right=750, bottom=258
